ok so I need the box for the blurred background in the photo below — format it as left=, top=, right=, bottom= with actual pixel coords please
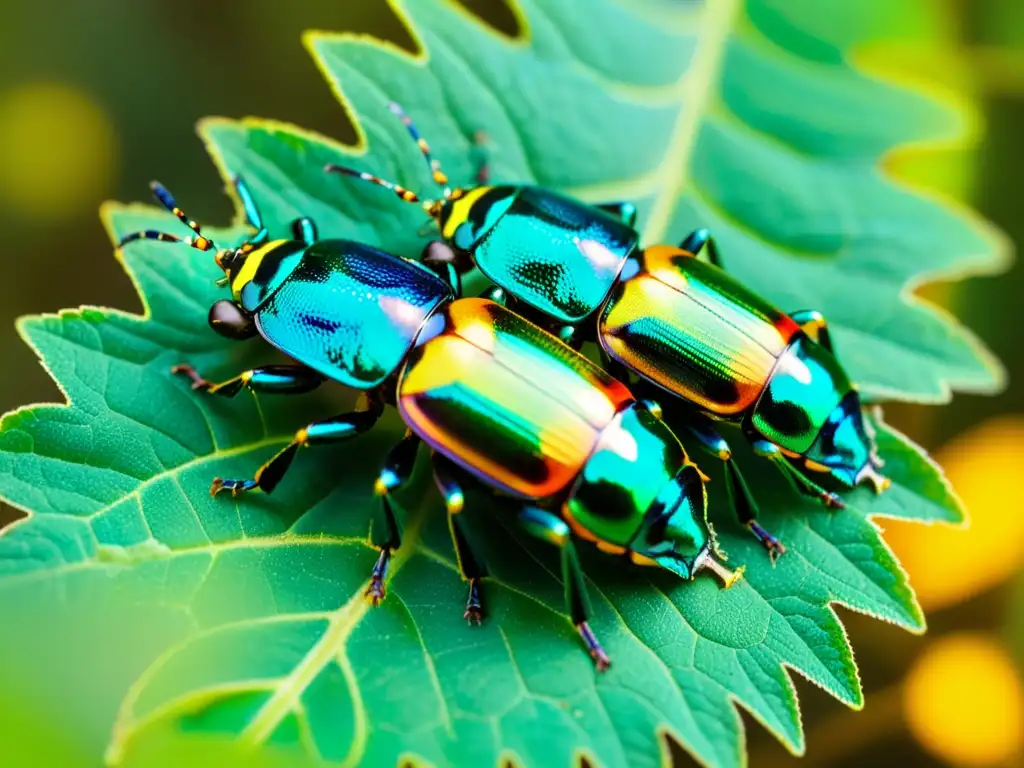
left=0, top=1, right=1020, bottom=766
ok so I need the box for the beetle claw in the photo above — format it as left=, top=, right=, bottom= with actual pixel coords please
left=365, top=578, right=387, bottom=606
left=822, top=492, right=845, bottom=510
left=463, top=578, right=484, bottom=625
left=365, top=548, right=391, bottom=607
left=748, top=521, right=786, bottom=563
left=767, top=540, right=787, bottom=565
left=577, top=621, right=611, bottom=672
left=210, top=477, right=256, bottom=497
left=171, top=363, right=211, bottom=391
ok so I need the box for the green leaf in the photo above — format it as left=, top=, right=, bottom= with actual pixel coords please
left=0, top=1, right=997, bottom=767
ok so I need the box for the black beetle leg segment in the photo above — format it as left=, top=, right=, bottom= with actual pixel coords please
left=517, top=506, right=610, bottom=672
left=368, top=429, right=421, bottom=606
left=679, top=228, right=724, bottom=269
left=750, top=438, right=845, bottom=511
left=210, top=392, right=385, bottom=499
left=593, top=201, right=638, bottom=228
left=685, top=413, right=787, bottom=563
left=171, top=363, right=326, bottom=398
left=789, top=309, right=834, bottom=353
left=290, top=217, right=319, bottom=246
left=431, top=454, right=488, bottom=624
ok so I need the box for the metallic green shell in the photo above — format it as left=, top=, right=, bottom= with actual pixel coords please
left=566, top=403, right=704, bottom=555
left=628, top=465, right=710, bottom=579
left=397, top=298, right=633, bottom=499
left=751, top=335, right=853, bottom=454
left=806, top=391, right=876, bottom=486
left=254, top=240, right=453, bottom=389
left=471, top=186, right=638, bottom=323
left=599, top=245, right=801, bottom=417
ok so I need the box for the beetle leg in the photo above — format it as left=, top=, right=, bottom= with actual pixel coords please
left=750, top=438, right=846, bottom=510
left=210, top=393, right=385, bottom=498
left=290, top=217, right=319, bottom=245
left=789, top=309, right=834, bottom=353
left=679, top=228, right=724, bottom=268
left=479, top=285, right=508, bottom=305
left=680, top=415, right=787, bottom=562
left=593, top=201, right=638, bottom=228
left=366, top=429, right=421, bottom=606
left=172, top=363, right=326, bottom=398
left=517, top=506, right=610, bottom=671
left=431, top=454, right=488, bottom=624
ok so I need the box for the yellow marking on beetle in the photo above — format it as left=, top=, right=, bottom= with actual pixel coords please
left=560, top=504, right=600, bottom=544
left=440, top=185, right=492, bottom=238
left=596, top=540, right=627, bottom=556
left=399, top=334, right=479, bottom=394
left=230, top=239, right=287, bottom=297
left=630, top=551, right=659, bottom=567
left=803, top=458, right=830, bottom=473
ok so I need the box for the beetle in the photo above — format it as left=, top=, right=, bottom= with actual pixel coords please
left=116, top=178, right=744, bottom=669
left=324, top=103, right=891, bottom=560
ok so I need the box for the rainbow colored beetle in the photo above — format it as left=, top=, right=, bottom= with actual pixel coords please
left=116, top=178, right=744, bottom=669
left=325, top=103, right=891, bottom=560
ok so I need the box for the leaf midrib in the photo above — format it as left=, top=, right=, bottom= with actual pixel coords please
left=235, top=508, right=427, bottom=762
left=639, top=0, right=740, bottom=244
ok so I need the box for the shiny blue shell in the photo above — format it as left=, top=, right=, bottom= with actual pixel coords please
left=254, top=240, right=454, bottom=389
left=470, top=186, right=638, bottom=323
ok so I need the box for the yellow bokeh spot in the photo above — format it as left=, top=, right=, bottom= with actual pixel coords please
left=904, top=633, right=1024, bottom=766
left=884, top=416, right=1024, bottom=610
left=0, top=82, right=116, bottom=221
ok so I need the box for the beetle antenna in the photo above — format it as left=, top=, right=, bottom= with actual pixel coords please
left=323, top=163, right=442, bottom=220
left=117, top=182, right=218, bottom=252
left=117, top=230, right=188, bottom=248
left=148, top=181, right=218, bottom=251
left=387, top=101, right=451, bottom=197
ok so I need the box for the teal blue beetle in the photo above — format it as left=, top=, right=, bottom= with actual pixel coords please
left=325, top=103, right=890, bottom=560
left=117, top=179, right=744, bottom=669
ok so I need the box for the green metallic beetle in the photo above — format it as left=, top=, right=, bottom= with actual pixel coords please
left=117, top=178, right=744, bottom=669
left=325, top=103, right=890, bottom=560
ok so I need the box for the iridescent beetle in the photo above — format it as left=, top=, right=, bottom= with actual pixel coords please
left=325, top=103, right=890, bottom=560
left=116, top=178, right=744, bottom=669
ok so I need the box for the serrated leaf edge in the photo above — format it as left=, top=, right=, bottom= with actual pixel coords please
left=0, top=2, right=989, bottom=767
